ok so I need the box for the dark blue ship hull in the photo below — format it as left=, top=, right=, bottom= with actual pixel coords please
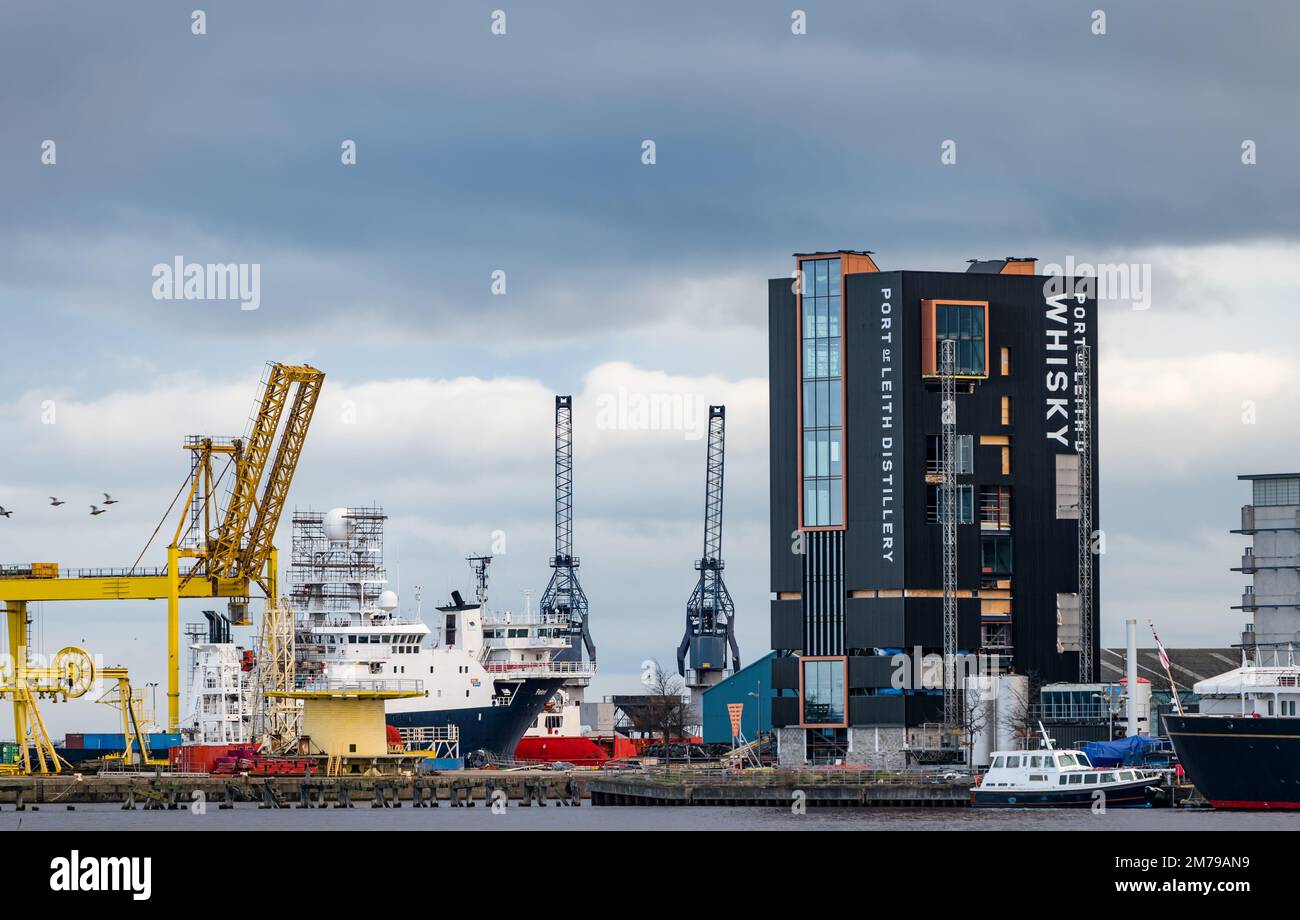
left=971, top=777, right=1159, bottom=808
left=386, top=677, right=565, bottom=758
left=1166, top=713, right=1300, bottom=810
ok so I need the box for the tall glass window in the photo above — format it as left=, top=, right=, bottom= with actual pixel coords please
left=802, top=658, right=846, bottom=725
left=801, top=257, right=843, bottom=527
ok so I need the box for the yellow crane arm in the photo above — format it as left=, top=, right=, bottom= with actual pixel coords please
left=210, top=363, right=295, bottom=579
left=242, top=365, right=324, bottom=594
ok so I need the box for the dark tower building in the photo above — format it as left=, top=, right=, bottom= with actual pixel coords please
left=767, top=251, right=1099, bottom=767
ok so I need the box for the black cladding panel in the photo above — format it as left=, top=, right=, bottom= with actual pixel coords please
left=768, top=278, right=801, bottom=594
left=844, top=272, right=906, bottom=591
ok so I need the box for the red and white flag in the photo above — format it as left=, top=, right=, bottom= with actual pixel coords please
left=1149, top=620, right=1185, bottom=715
left=1150, top=623, right=1172, bottom=671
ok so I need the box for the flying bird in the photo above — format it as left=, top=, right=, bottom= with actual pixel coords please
left=0, top=506, right=11, bottom=518
left=89, top=505, right=107, bottom=516
left=102, top=493, right=118, bottom=505
left=49, top=497, right=65, bottom=507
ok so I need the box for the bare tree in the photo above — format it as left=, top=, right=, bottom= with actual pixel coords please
left=963, top=679, right=992, bottom=765
left=642, top=664, right=690, bottom=744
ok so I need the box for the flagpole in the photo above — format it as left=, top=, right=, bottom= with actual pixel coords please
left=1148, top=620, right=1184, bottom=716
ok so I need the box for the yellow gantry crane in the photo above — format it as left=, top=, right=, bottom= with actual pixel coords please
left=95, top=664, right=160, bottom=768
left=0, top=362, right=324, bottom=772
left=0, top=646, right=95, bottom=774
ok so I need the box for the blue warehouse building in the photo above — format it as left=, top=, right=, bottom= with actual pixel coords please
left=701, top=652, right=774, bottom=744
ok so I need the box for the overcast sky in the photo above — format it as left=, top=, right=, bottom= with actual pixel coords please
left=2, top=1, right=1298, bottom=733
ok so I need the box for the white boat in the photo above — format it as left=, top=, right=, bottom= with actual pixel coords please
left=972, top=726, right=1163, bottom=808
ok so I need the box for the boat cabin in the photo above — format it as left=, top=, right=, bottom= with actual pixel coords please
left=979, top=749, right=1155, bottom=791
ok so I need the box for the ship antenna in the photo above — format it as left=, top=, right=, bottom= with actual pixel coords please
left=467, top=554, right=492, bottom=606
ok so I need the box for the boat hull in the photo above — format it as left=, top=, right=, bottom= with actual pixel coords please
left=387, top=677, right=564, bottom=758
left=1165, top=713, right=1300, bottom=810
left=971, top=777, right=1157, bottom=808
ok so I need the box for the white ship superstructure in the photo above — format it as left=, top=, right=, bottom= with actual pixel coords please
left=289, top=508, right=591, bottom=757
left=183, top=611, right=254, bottom=744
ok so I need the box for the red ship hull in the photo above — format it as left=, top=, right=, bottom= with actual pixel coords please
left=514, top=734, right=636, bottom=766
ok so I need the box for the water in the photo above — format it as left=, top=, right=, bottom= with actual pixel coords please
left=2, top=803, right=1295, bottom=831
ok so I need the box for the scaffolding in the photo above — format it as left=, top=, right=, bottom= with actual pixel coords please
left=254, top=597, right=299, bottom=753
left=1075, top=343, right=1094, bottom=682
left=287, top=507, right=390, bottom=689
left=940, top=338, right=960, bottom=727
left=288, top=507, right=388, bottom=616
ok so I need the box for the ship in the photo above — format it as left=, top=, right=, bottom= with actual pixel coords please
left=1164, top=649, right=1300, bottom=810
left=290, top=508, right=594, bottom=760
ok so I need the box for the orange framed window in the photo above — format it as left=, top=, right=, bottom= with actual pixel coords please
left=1000, top=347, right=1011, bottom=376
left=921, top=299, right=989, bottom=379
left=1001, top=396, right=1012, bottom=426
left=799, top=655, right=848, bottom=728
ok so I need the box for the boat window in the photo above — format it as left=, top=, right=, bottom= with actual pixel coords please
left=1006, top=756, right=1020, bottom=768
left=991, top=756, right=1005, bottom=768
left=1029, top=774, right=1046, bottom=782
left=1029, top=756, right=1041, bottom=768
left=1120, top=771, right=1134, bottom=781
left=1075, top=754, right=1092, bottom=767
left=1083, top=774, right=1098, bottom=785
left=1100, top=773, right=1116, bottom=784
left=1059, top=776, right=1069, bottom=786
left=1069, top=774, right=1082, bottom=785
left=348, top=635, right=357, bottom=643
left=1057, top=753, right=1075, bottom=767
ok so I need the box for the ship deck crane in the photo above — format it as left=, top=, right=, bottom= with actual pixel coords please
left=0, top=362, right=323, bottom=770
left=678, top=405, right=739, bottom=688
left=539, top=395, right=595, bottom=674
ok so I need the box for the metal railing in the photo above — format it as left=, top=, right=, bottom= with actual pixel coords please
left=634, top=767, right=975, bottom=787
left=482, top=660, right=597, bottom=677
left=296, top=678, right=423, bottom=694
left=0, top=565, right=173, bottom=580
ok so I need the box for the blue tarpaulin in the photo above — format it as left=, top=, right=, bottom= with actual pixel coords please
left=1080, top=736, right=1163, bottom=767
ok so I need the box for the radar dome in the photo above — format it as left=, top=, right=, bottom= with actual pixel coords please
left=323, top=507, right=354, bottom=543
left=378, top=590, right=399, bottom=612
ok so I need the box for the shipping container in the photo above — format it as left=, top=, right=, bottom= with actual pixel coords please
left=65, top=732, right=182, bottom=753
